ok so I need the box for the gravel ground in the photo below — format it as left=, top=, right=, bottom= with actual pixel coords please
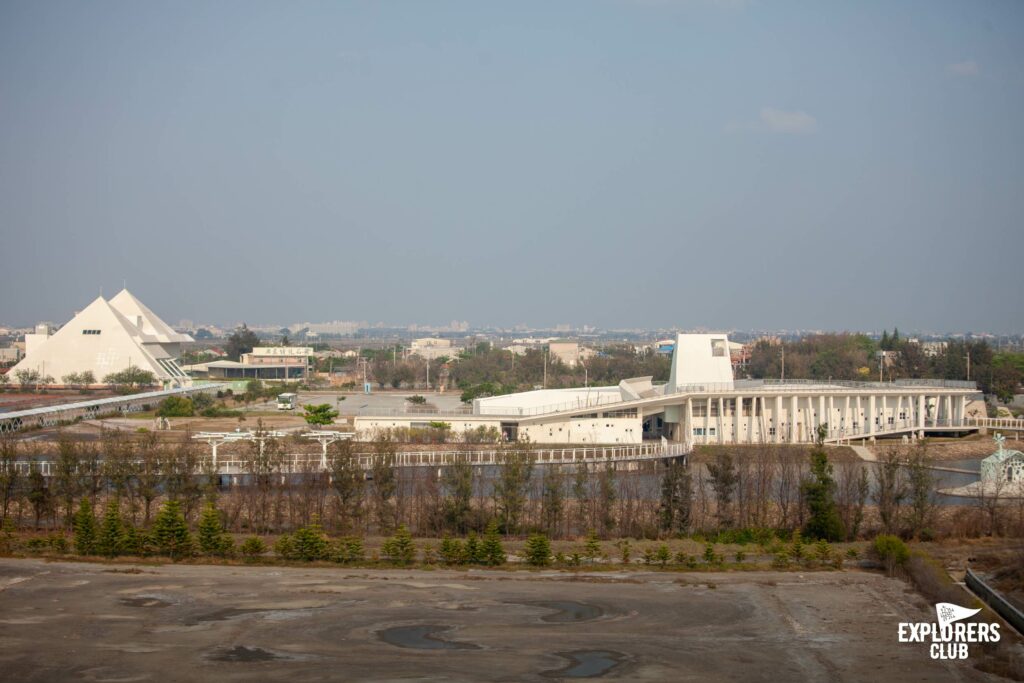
left=0, top=559, right=1008, bottom=682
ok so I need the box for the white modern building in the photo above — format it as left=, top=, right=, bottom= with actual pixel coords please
left=8, top=290, right=193, bottom=388
left=409, top=338, right=454, bottom=361
left=354, top=333, right=981, bottom=446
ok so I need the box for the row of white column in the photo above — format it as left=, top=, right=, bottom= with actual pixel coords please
left=681, top=392, right=968, bottom=444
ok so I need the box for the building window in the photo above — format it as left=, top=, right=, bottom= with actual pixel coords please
left=82, top=329, right=101, bottom=335
left=768, top=427, right=776, bottom=436
left=693, top=427, right=706, bottom=436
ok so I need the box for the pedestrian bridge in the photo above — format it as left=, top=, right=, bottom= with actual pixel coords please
left=13, top=441, right=691, bottom=478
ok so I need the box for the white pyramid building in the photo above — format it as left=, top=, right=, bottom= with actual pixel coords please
left=9, top=290, right=194, bottom=388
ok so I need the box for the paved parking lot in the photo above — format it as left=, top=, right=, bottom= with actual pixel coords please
left=0, top=559, right=997, bottom=681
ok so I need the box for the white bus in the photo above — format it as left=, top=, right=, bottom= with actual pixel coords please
left=276, top=393, right=298, bottom=410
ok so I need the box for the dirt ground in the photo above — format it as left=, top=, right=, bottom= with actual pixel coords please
left=0, top=559, right=1011, bottom=682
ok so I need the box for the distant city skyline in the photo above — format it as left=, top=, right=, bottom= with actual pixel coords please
left=2, top=2, right=1022, bottom=333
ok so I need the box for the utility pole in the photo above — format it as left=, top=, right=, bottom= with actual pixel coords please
left=780, top=344, right=785, bottom=382
left=543, top=348, right=548, bottom=389
left=966, top=351, right=971, bottom=381
left=426, top=360, right=430, bottom=391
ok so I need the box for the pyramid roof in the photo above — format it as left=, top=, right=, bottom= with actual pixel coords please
left=109, top=289, right=193, bottom=344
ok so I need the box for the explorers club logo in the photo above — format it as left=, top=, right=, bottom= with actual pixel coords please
left=898, top=603, right=1000, bottom=660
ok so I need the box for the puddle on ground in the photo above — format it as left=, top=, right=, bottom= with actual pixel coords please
left=544, top=651, right=626, bottom=678
left=119, top=596, right=172, bottom=608
left=517, top=601, right=604, bottom=623
left=378, top=625, right=480, bottom=650
left=208, top=646, right=285, bottom=662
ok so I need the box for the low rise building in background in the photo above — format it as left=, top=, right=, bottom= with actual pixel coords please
left=185, top=346, right=312, bottom=382
left=409, top=338, right=454, bottom=360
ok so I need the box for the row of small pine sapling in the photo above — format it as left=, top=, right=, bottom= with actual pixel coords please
left=3, top=497, right=862, bottom=571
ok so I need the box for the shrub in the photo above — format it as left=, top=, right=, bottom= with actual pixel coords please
left=152, top=500, right=194, bottom=559
left=904, top=552, right=975, bottom=606
left=439, top=536, right=465, bottom=565
left=655, top=544, right=671, bottom=568
left=274, top=534, right=296, bottom=560
left=734, top=550, right=746, bottom=563
left=523, top=534, right=552, bottom=567
left=464, top=532, right=483, bottom=564
left=789, top=530, right=804, bottom=562
left=73, top=498, right=97, bottom=555
left=617, top=539, right=632, bottom=565
left=334, top=536, right=364, bottom=564
left=240, top=536, right=267, bottom=559
left=156, top=396, right=194, bottom=417
left=872, top=534, right=910, bottom=576
left=583, top=530, right=602, bottom=563
left=703, top=543, right=716, bottom=565
left=480, top=522, right=506, bottom=566
left=814, top=540, right=831, bottom=563
left=382, top=525, right=416, bottom=565
left=291, top=521, right=329, bottom=561
left=198, top=502, right=234, bottom=557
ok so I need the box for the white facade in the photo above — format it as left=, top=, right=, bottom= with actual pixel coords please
left=409, top=338, right=454, bottom=361
left=9, top=290, right=193, bottom=388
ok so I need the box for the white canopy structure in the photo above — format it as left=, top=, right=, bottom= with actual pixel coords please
left=8, top=289, right=193, bottom=388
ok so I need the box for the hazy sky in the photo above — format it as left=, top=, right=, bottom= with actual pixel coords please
left=2, top=1, right=1022, bottom=333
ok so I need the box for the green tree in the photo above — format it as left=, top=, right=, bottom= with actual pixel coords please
left=329, top=439, right=365, bottom=534
left=464, top=531, right=483, bottom=564
left=381, top=524, right=416, bottom=565
left=523, top=534, right=552, bottom=567
left=802, top=441, right=845, bottom=542
left=583, top=529, right=602, bottom=562
left=240, top=536, right=267, bottom=559
left=334, top=537, right=365, bottom=564
left=198, top=502, right=233, bottom=556
left=291, top=519, right=329, bottom=561
left=225, top=324, right=260, bottom=361
left=658, top=460, right=692, bottom=534
left=157, top=396, right=194, bottom=417
left=655, top=544, right=671, bottom=568
left=540, top=468, right=565, bottom=537
left=303, top=403, right=339, bottom=426
left=73, top=498, right=97, bottom=555
left=904, top=443, right=935, bottom=539
left=439, top=535, right=465, bottom=565
left=494, top=451, right=533, bottom=534
left=96, top=498, right=125, bottom=557
left=442, top=455, right=474, bottom=534
left=707, top=453, right=738, bottom=529
left=103, top=367, right=157, bottom=393
left=152, top=499, right=193, bottom=559
left=480, top=522, right=506, bottom=566
left=872, top=534, right=909, bottom=576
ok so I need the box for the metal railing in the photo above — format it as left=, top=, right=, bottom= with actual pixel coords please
left=966, top=417, right=1024, bottom=430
